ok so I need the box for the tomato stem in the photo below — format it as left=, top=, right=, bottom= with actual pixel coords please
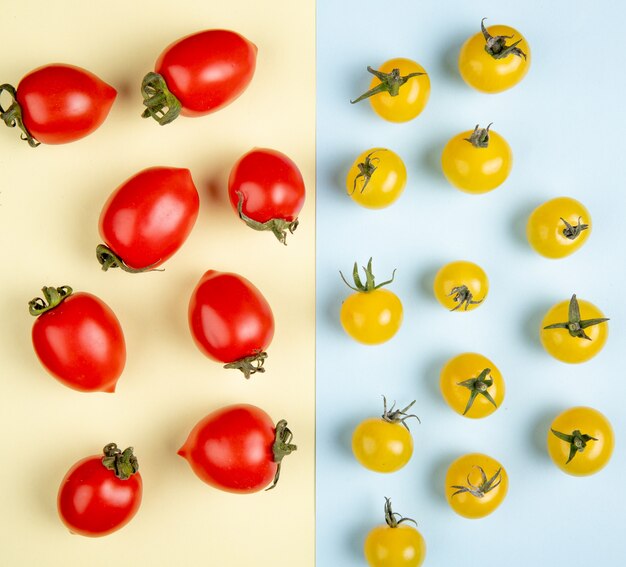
left=464, top=123, right=492, bottom=148
left=28, top=285, right=73, bottom=316
left=451, top=465, right=502, bottom=498
left=349, top=151, right=382, bottom=195
left=340, top=258, right=396, bottom=292
left=383, top=497, right=417, bottom=528
left=0, top=83, right=40, bottom=147
left=236, top=191, right=299, bottom=245
left=223, top=350, right=268, bottom=379
left=140, top=72, right=182, bottom=126
left=561, top=217, right=589, bottom=240
left=266, top=419, right=297, bottom=491
left=96, top=244, right=164, bottom=274
left=101, top=443, right=139, bottom=480
left=543, top=294, right=609, bottom=340
left=457, top=368, right=497, bottom=415
left=350, top=66, right=426, bottom=104
left=448, top=285, right=483, bottom=311
left=481, top=18, right=527, bottom=60
left=550, top=428, right=598, bottom=464
left=381, top=396, right=420, bottom=430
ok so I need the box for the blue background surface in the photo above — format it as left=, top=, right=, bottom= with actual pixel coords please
left=316, top=1, right=626, bottom=565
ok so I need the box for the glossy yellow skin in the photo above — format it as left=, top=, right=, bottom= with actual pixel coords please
left=547, top=407, right=614, bottom=476
left=527, top=197, right=591, bottom=259
left=433, top=261, right=488, bottom=312
left=368, top=58, right=430, bottom=123
left=352, top=418, right=413, bottom=473
left=445, top=453, right=508, bottom=519
left=459, top=24, right=530, bottom=93
left=440, top=353, right=505, bottom=419
left=341, top=288, right=403, bottom=345
left=540, top=299, right=608, bottom=363
left=364, top=524, right=426, bottom=567
left=346, top=148, right=407, bottom=209
left=441, top=129, right=512, bottom=193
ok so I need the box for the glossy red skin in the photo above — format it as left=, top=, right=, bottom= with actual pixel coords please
left=155, top=29, right=257, bottom=117
left=15, top=64, right=116, bottom=144
left=58, top=455, right=142, bottom=537
left=31, top=293, right=126, bottom=393
left=188, top=270, right=274, bottom=364
left=228, top=148, right=306, bottom=223
left=99, top=167, right=199, bottom=269
left=178, top=404, right=277, bottom=493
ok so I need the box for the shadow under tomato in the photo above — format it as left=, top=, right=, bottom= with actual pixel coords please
left=419, top=353, right=455, bottom=410
left=521, top=301, right=554, bottom=352
left=429, top=452, right=460, bottom=505
left=417, top=263, right=441, bottom=301
left=530, top=406, right=563, bottom=460
left=508, top=199, right=539, bottom=252
left=440, top=32, right=471, bottom=85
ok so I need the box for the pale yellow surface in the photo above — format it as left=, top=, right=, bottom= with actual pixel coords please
left=0, top=2, right=315, bottom=566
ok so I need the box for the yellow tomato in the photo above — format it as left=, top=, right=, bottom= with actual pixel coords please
left=445, top=453, right=508, bottom=519
left=352, top=398, right=419, bottom=473
left=346, top=148, right=407, bottom=209
left=340, top=259, right=402, bottom=344
left=527, top=197, right=591, bottom=259
left=459, top=19, right=530, bottom=93
left=364, top=498, right=426, bottom=567
left=440, top=353, right=505, bottom=418
left=547, top=407, right=614, bottom=476
left=351, top=58, right=430, bottom=123
left=540, top=294, right=609, bottom=363
left=441, top=124, right=512, bottom=193
left=433, top=261, right=488, bottom=312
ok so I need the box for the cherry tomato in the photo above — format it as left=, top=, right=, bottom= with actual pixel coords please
left=445, top=453, right=508, bottom=519
left=364, top=498, right=426, bottom=567
left=0, top=64, right=116, bottom=147
left=29, top=285, right=126, bottom=393
left=352, top=397, right=420, bottom=473
left=527, top=197, right=591, bottom=259
left=141, top=29, right=257, bottom=125
left=459, top=19, right=530, bottom=93
left=540, top=294, right=609, bottom=363
left=58, top=443, right=142, bottom=537
left=547, top=407, right=614, bottom=476
left=346, top=148, right=406, bottom=209
left=228, top=148, right=306, bottom=244
left=440, top=353, right=504, bottom=418
left=188, top=270, right=274, bottom=377
left=178, top=404, right=296, bottom=493
left=433, top=260, right=488, bottom=312
left=340, top=258, right=402, bottom=344
left=441, top=123, right=512, bottom=193
left=351, top=58, right=430, bottom=122
left=97, top=167, right=199, bottom=273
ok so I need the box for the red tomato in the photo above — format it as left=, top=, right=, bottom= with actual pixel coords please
left=228, top=148, right=306, bottom=244
left=188, top=270, right=274, bottom=378
left=141, top=29, right=257, bottom=125
left=178, top=404, right=296, bottom=493
left=29, top=285, right=126, bottom=393
left=0, top=64, right=116, bottom=147
left=58, top=443, right=142, bottom=537
left=97, top=167, right=199, bottom=272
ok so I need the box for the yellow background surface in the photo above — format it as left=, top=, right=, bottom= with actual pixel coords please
left=0, top=2, right=315, bottom=565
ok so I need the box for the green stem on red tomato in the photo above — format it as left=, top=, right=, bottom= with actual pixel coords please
left=223, top=350, right=268, bottom=379
left=28, top=285, right=73, bottom=316
left=481, top=18, right=527, bottom=60
left=0, top=83, right=40, bottom=147
left=96, top=244, right=164, bottom=274
left=236, top=191, right=299, bottom=245
left=266, top=419, right=297, bottom=491
left=383, top=497, right=417, bottom=528
left=350, top=67, right=426, bottom=104
left=140, top=72, right=182, bottom=126
left=101, top=443, right=139, bottom=480
left=339, top=257, right=396, bottom=292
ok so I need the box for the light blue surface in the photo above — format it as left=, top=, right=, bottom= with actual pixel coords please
left=316, top=1, right=626, bottom=566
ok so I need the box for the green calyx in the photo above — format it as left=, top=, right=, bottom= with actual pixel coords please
left=350, top=151, right=382, bottom=195
left=448, top=285, right=483, bottom=311
left=451, top=466, right=502, bottom=499
left=350, top=66, right=426, bottom=104
left=457, top=368, right=497, bottom=415
left=551, top=428, right=597, bottom=464
left=340, top=257, right=396, bottom=293
left=561, top=217, right=589, bottom=240
left=381, top=396, right=420, bottom=430
left=464, top=123, right=492, bottom=148
left=28, top=285, right=73, bottom=316
left=0, top=83, right=40, bottom=147
left=543, top=294, right=609, bottom=340
left=266, top=419, right=297, bottom=491
left=223, top=350, right=268, bottom=379
left=236, top=191, right=299, bottom=245
left=101, top=443, right=139, bottom=480
left=96, top=244, right=164, bottom=274
left=140, top=72, right=182, bottom=126
left=383, top=497, right=417, bottom=528
left=481, top=18, right=527, bottom=60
